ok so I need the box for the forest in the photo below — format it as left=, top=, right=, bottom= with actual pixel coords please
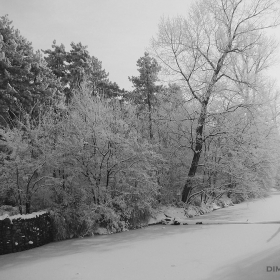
left=1, top=0, right=280, bottom=240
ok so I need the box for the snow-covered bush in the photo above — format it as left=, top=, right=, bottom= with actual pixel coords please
left=37, top=90, right=162, bottom=238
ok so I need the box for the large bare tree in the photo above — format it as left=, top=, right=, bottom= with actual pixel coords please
left=151, top=0, right=279, bottom=203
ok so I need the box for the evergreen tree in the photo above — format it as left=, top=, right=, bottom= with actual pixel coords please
left=129, top=52, right=161, bottom=139
left=0, top=15, right=62, bottom=127
left=43, top=41, right=123, bottom=103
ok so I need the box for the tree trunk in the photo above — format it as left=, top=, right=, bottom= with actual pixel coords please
left=182, top=101, right=208, bottom=203
left=25, top=193, right=31, bottom=214
left=26, top=201, right=31, bottom=214
left=16, top=167, right=23, bottom=215
left=147, top=90, right=153, bottom=140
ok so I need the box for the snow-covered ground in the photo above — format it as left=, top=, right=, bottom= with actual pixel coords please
left=187, top=188, right=280, bottom=224
left=148, top=189, right=280, bottom=225
left=1, top=191, right=280, bottom=280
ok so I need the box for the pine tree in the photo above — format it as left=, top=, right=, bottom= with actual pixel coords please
left=129, top=52, right=161, bottom=139
left=43, top=41, right=122, bottom=103
left=0, top=15, right=62, bottom=127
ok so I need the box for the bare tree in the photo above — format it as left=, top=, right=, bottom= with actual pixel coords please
left=151, top=0, right=279, bottom=202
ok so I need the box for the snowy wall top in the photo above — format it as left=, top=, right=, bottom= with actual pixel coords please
left=0, top=211, right=47, bottom=221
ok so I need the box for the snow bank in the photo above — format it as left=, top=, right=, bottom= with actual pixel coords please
left=148, top=199, right=234, bottom=226
left=148, top=206, right=188, bottom=225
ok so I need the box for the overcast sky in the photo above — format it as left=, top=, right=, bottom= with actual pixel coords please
left=0, top=0, right=195, bottom=90
left=1, top=0, right=280, bottom=91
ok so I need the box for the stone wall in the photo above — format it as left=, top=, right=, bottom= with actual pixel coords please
left=0, top=212, right=53, bottom=255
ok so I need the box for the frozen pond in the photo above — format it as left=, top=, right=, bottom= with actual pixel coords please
left=1, top=191, right=280, bottom=280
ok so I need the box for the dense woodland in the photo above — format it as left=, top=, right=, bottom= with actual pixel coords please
left=1, top=0, right=280, bottom=238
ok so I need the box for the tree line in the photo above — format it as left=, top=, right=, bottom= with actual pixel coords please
left=1, top=0, right=280, bottom=238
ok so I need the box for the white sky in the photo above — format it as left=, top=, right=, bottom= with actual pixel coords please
left=1, top=0, right=280, bottom=91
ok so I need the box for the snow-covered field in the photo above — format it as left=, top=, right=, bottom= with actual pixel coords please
left=1, top=191, right=280, bottom=280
